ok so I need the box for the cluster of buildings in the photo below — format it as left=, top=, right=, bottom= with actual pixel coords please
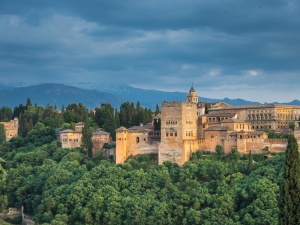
left=116, top=86, right=300, bottom=165
left=1, top=86, right=300, bottom=166
left=59, top=122, right=112, bottom=156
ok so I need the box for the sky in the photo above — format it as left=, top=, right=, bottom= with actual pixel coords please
left=0, top=0, right=299, bottom=103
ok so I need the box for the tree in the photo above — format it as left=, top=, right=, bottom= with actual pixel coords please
left=279, top=134, right=300, bottom=225
left=247, top=150, right=254, bottom=173
left=0, top=124, right=6, bottom=143
left=0, top=157, right=7, bottom=212
left=215, top=145, right=223, bottom=160
left=82, top=122, right=93, bottom=158
left=289, top=122, right=295, bottom=131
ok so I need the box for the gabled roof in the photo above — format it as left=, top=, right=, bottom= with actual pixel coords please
left=93, top=128, right=110, bottom=135
left=116, top=126, right=128, bottom=131
left=208, top=102, right=232, bottom=109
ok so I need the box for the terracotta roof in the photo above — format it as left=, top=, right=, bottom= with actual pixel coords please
left=116, top=126, right=128, bottom=131
left=248, top=131, right=267, bottom=135
left=205, top=126, right=233, bottom=131
left=202, top=113, right=237, bottom=117
left=59, top=129, right=81, bottom=133
left=93, top=128, right=110, bottom=135
left=221, top=118, right=247, bottom=123
left=128, top=125, right=154, bottom=131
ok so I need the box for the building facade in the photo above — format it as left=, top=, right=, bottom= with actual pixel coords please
left=59, top=122, right=112, bottom=157
left=116, top=86, right=297, bottom=165
left=0, top=117, right=19, bottom=141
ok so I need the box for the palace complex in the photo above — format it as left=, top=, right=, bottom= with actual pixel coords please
left=116, top=86, right=300, bottom=165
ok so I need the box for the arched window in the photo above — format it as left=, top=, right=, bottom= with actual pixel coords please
left=136, top=137, right=139, bottom=143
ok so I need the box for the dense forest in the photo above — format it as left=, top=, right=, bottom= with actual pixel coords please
left=0, top=124, right=285, bottom=224
left=0, top=100, right=297, bottom=224
left=0, top=99, right=158, bottom=140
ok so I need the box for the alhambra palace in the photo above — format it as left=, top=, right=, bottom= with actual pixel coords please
left=115, top=86, right=300, bottom=165
left=2, top=86, right=300, bottom=165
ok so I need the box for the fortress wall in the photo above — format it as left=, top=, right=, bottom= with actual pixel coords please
left=137, top=141, right=159, bottom=155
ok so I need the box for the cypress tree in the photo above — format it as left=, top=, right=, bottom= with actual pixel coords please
left=81, top=122, right=93, bottom=158
left=247, top=150, right=254, bottom=173
left=279, top=134, right=300, bottom=225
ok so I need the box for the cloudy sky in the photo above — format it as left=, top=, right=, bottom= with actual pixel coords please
left=0, top=0, right=299, bottom=102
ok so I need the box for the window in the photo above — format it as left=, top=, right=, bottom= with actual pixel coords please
left=166, top=133, right=169, bottom=137
left=136, top=137, right=140, bottom=143
left=175, top=132, right=177, bottom=136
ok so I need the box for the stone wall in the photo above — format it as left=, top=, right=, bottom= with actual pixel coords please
left=0, top=117, right=18, bottom=141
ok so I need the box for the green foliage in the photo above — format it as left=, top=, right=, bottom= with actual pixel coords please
left=119, top=101, right=153, bottom=128
left=0, top=124, right=6, bottom=143
left=247, top=150, right=254, bottom=173
left=4, top=215, right=22, bottom=224
left=81, top=122, right=93, bottom=158
left=94, top=103, right=117, bottom=140
left=215, top=144, right=223, bottom=160
left=288, top=122, right=295, bottom=131
left=0, top=100, right=287, bottom=225
left=0, top=106, right=13, bottom=122
left=279, top=135, right=300, bottom=224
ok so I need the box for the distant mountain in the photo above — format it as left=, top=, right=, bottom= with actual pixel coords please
left=96, top=84, right=261, bottom=107
left=0, top=83, right=124, bottom=109
left=271, top=99, right=300, bottom=106
left=0, top=84, right=13, bottom=91
left=0, top=83, right=299, bottom=110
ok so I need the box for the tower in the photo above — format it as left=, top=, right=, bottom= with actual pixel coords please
left=187, top=84, right=198, bottom=103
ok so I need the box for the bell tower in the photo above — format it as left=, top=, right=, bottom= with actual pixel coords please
left=187, top=83, right=198, bottom=103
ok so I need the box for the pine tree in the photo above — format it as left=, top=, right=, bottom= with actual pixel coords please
left=81, top=122, right=93, bottom=158
left=279, top=134, right=300, bottom=225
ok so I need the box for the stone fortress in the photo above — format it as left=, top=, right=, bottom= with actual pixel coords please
left=116, top=86, right=300, bottom=165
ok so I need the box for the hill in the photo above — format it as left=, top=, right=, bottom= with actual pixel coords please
left=0, top=83, right=124, bottom=109
left=0, top=83, right=299, bottom=109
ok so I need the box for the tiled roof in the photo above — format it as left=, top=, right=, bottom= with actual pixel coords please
left=116, top=126, right=128, bottom=131
left=205, top=126, right=233, bottom=131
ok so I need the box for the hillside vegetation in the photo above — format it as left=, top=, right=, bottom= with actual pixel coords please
left=0, top=123, right=284, bottom=224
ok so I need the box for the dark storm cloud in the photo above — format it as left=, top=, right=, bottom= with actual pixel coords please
left=0, top=0, right=299, bottom=102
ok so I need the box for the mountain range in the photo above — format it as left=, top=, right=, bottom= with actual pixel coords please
left=0, top=83, right=299, bottom=110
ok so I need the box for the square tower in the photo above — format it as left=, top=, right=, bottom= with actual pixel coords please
left=158, top=102, right=198, bottom=165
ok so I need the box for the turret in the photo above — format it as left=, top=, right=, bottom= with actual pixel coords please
left=187, top=84, right=198, bottom=103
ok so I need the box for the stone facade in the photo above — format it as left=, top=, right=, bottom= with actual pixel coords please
left=0, top=117, right=18, bottom=141
left=208, top=104, right=300, bottom=131
left=59, top=122, right=112, bottom=157
left=116, top=86, right=297, bottom=165
left=115, top=125, right=160, bottom=164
